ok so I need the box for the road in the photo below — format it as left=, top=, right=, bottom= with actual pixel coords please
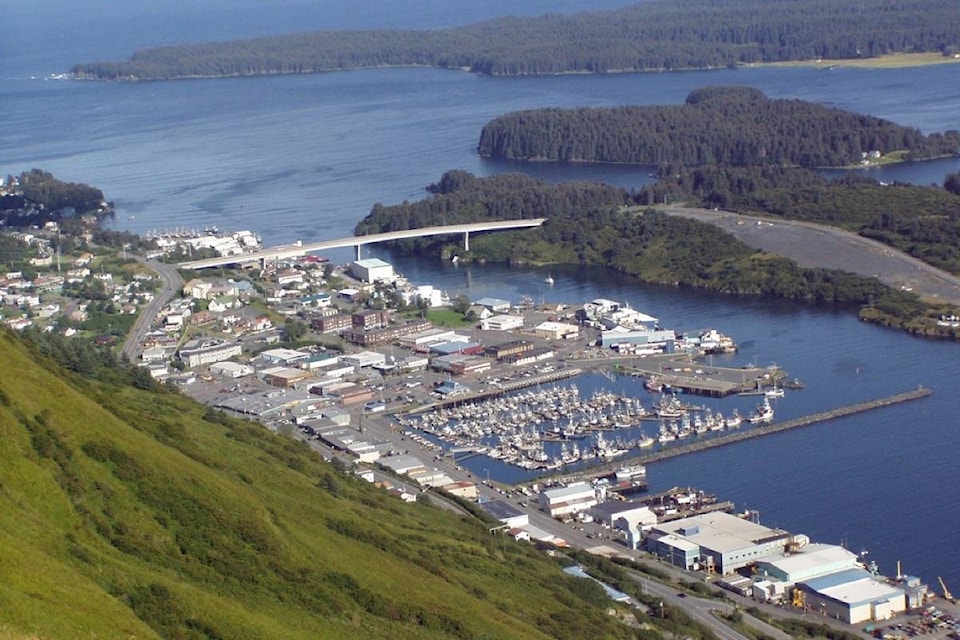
left=655, top=204, right=960, bottom=306
left=122, top=256, right=183, bottom=362
left=350, top=411, right=792, bottom=640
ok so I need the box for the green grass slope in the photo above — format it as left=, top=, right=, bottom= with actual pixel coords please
left=0, top=331, right=641, bottom=639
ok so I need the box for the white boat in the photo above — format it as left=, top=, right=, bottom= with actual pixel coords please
left=748, top=398, right=774, bottom=423
left=544, top=274, right=555, bottom=285
left=724, top=410, right=743, bottom=429
left=765, top=385, right=785, bottom=398
left=615, top=464, right=647, bottom=482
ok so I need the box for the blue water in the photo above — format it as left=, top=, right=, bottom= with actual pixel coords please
left=4, top=0, right=960, bottom=588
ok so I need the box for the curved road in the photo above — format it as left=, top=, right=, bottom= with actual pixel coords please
left=655, top=204, right=960, bottom=306
left=122, top=257, right=183, bottom=362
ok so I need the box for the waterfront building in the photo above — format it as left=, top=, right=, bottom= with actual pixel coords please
left=472, top=297, right=512, bottom=313
left=350, top=258, right=394, bottom=283
left=644, top=512, right=791, bottom=574
left=601, top=327, right=676, bottom=354
left=539, top=483, right=600, bottom=519
left=796, top=568, right=908, bottom=624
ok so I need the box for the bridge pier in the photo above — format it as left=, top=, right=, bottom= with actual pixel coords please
left=355, top=244, right=362, bottom=260
left=463, top=231, right=469, bottom=252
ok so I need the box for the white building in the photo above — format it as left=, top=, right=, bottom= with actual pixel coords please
left=481, top=314, right=524, bottom=331
left=178, top=340, right=243, bottom=368
left=797, top=568, right=907, bottom=624
left=645, top=512, right=791, bottom=574
left=210, top=361, right=255, bottom=378
left=539, top=483, right=599, bottom=518
left=351, top=258, right=394, bottom=283
left=534, top=321, right=580, bottom=341
left=340, top=351, right=387, bottom=369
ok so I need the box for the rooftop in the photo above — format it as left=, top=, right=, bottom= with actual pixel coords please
left=655, top=512, right=789, bottom=554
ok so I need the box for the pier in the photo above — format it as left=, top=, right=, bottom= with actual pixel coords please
left=544, top=387, right=932, bottom=483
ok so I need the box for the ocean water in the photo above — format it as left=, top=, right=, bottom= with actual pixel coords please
left=3, top=0, right=960, bottom=588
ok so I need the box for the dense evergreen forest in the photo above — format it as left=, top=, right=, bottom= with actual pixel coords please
left=1, top=169, right=108, bottom=226
left=356, top=171, right=959, bottom=338
left=478, top=86, right=960, bottom=167
left=71, top=0, right=960, bottom=80
left=640, top=165, right=960, bottom=275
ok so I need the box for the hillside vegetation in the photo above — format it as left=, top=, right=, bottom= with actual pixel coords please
left=477, top=87, right=960, bottom=167
left=70, top=0, right=960, bottom=80
left=0, top=330, right=651, bottom=639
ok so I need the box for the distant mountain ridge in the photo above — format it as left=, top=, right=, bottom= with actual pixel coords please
left=71, top=0, right=960, bottom=80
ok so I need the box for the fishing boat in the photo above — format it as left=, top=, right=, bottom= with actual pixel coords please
left=764, top=383, right=785, bottom=398
left=724, top=409, right=743, bottom=429
left=748, top=398, right=774, bottom=423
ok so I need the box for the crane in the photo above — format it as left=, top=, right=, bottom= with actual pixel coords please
left=938, top=577, right=956, bottom=604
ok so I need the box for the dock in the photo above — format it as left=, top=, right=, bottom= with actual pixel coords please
left=540, top=387, right=932, bottom=483
left=616, top=355, right=786, bottom=397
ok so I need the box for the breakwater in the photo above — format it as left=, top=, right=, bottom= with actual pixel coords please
left=547, top=387, right=932, bottom=483
left=636, top=387, right=932, bottom=465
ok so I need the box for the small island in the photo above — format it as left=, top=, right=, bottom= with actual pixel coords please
left=477, top=86, right=960, bottom=168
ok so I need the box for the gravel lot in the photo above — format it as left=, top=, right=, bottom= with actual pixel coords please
left=656, top=205, right=960, bottom=307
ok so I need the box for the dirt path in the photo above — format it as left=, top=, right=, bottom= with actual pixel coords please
left=654, top=204, right=960, bottom=306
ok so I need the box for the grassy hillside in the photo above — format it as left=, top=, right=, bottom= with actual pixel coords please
left=0, top=330, right=645, bottom=639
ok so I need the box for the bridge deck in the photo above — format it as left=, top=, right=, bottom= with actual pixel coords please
left=180, top=218, right=546, bottom=270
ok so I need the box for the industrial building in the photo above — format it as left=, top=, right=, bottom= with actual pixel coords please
left=795, top=568, right=908, bottom=624
left=539, top=483, right=600, bottom=518
left=350, top=258, right=394, bottom=283
left=644, top=512, right=791, bottom=574
left=601, top=327, right=677, bottom=354
left=480, top=314, right=524, bottom=331
left=534, top=321, right=580, bottom=340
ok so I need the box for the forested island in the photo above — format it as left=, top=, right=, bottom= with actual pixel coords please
left=478, top=86, right=960, bottom=167
left=70, top=0, right=960, bottom=80
left=0, top=169, right=111, bottom=227
left=355, top=170, right=960, bottom=339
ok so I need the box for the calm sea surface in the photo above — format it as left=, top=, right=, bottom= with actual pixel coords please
left=4, top=0, right=960, bottom=588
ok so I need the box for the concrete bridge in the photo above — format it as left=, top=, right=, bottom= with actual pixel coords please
left=178, top=218, right=547, bottom=270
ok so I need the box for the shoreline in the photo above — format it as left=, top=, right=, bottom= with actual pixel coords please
left=747, top=52, right=960, bottom=70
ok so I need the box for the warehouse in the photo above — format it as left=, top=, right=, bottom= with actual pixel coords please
left=644, top=512, right=791, bottom=574
left=534, top=321, right=580, bottom=341
left=340, top=351, right=387, bottom=369
left=796, top=568, right=907, bottom=624
left=350, top=258, right=394, bottom=283
left=755, top=543, right=859, bottom=586
left=539, top=483, right=599, bottom=518
left=480, top=314, right=524, bottom=331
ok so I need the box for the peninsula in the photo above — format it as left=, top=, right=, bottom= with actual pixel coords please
left=69, top=0, right=960, bottom=81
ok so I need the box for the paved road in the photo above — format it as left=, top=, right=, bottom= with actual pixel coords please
left=655, top=204, right=960, bottom=306
left=122, top=256, right=183, bottom=362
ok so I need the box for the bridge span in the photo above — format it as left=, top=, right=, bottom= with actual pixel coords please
left=178, top=218, right=547, bottom=270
